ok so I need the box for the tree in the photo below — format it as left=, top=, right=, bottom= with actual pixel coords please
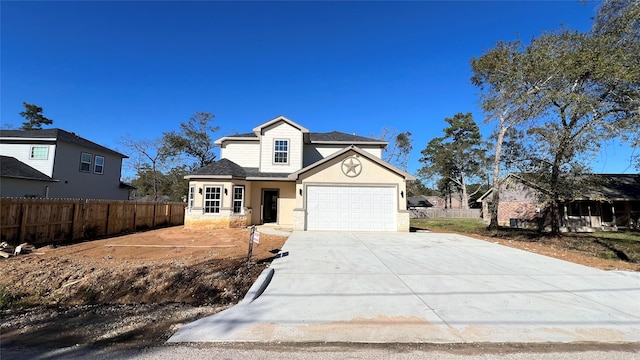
left=418, top=113, right=486, bottom=209
left=520, top=26, right=638, bottom=234
left=470, top=1, right=639, bottom=234
left=19, top=102, right=53, bottom=130
left=592, top=0, right=640, bottom=171
left=471, top=40, right=540, bottom=229
left=163, top=112, right=220, bottom=168
left=120, top=136, right=176, bottom=201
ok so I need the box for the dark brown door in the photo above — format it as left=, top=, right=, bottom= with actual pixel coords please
left=263, top=190, right=278, bottom=223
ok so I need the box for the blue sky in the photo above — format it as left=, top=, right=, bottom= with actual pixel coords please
left=1, top=1, right=636, bottom=180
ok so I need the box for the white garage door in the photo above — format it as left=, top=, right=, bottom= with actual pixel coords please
left=306, top=186, right=397, bottom=231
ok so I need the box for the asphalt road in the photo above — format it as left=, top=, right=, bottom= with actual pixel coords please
left=3, top=343, right=640, bottom=360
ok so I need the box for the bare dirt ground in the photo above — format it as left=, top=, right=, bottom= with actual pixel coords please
left=1, top=226, right=637, bottom=352
left=0, top=226, right=288, bottom=350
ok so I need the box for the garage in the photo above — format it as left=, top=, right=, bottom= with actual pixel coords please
left=306, top=185, right=397, bottom=231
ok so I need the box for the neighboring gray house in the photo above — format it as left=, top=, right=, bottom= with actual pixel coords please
left=0, top=128, right=132, bottom=200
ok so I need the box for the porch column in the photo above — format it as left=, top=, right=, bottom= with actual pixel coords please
left=587, top=205, right=592, bottom=228
left=611, top=203, right=617, bottom=229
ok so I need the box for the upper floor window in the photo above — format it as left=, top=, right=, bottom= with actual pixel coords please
left=30, top=146, right=49, bottom=160
left=94, top=155, right=105, bottom=174
left=233, top=186, right=245, bottom=214
left=203, top=186, right=222, bottom=214
left=80, top=152, right=92, bottom=172
left=274, top=139, right=289, bottom=164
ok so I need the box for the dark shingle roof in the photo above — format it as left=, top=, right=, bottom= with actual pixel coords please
left=0, top=128, right=127, bottom=158
left=407, top=195, right=433, bottom=208
left=579, top=174, right=640, bottom=200
left=227, top=132, right=258, bottom=138
left=309, top=131, right=383, bottom=143
left=0, top=156, right=56, bottom=181
left=188, top=159, right=290, bottom=179
left=190, top=158, right=247, bottom=177
left=222, top=131, right=383, bottom=143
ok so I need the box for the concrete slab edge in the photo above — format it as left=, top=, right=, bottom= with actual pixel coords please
left=240, top=266, right=275, bottom=305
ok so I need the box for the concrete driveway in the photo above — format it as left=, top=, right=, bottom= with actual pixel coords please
left=168, top=231, right=640, bottom=343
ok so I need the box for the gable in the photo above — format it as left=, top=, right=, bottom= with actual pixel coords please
left=259, top=120, right=304, bottom=173
left=252, top=115, right=309, bottom=135
left=290, top=146, right=414, bottom=183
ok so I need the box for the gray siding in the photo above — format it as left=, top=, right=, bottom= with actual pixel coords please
left=49, top=142, right=129, bottom=200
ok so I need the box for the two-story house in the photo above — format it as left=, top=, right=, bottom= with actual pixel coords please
left=0, top=128, right=132, bottom=200
left=185, top=116, right=415, bottom=232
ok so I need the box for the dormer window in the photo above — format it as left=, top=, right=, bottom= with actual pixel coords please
left=274, top=139, right=289, bottom=164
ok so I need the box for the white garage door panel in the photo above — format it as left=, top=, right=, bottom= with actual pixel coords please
left=306, top=186, right=397, bottom=231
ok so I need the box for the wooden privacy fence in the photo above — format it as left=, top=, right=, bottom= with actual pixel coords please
left=0, top=198, right=185, bottom=246
left=410, top=208, right=481, bottom=219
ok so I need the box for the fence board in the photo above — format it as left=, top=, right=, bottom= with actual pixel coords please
left=410, top=208, right=481, bottom=219
left=0, top=198, right=185, bottom=245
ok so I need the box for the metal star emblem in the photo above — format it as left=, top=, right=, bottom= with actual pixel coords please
left=342, top=157, right=362, bottom=177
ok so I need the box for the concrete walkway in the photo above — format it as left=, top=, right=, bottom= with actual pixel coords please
left=168, top=232, right=640, bottom=343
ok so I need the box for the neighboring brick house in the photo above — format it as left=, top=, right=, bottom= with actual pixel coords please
left=184, top=116, right=415, bottom=232
left=478, top=173, right=640, bottom=231
left=0, top=128, right=132, bottom=200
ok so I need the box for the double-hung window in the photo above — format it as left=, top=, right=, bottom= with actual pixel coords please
left=94, top=155, right=105, bottom=174
left=274, top=139, right=289, bottom=164
left=188, top=186, right=195, bottom=209
left=233, top=186, right=244, bottom=214
left=80, top=152, right=92, bottom=172
left=30, top=146, right=48, bottom=160
left=203, top=186, right=222, bottom=214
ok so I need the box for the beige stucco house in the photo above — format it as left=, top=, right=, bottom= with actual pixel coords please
left=184, top=116, right=415, bottom=231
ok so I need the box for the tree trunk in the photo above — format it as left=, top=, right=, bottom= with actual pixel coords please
left=488, top=126, right=507, bottom=230
left=460, top=173, right=470, bottom=209
left=548, top=156, right=563, bottom=235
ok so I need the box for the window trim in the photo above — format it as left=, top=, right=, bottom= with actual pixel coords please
left=94, top=155, right=105, bottom=174
left=233, top=185, right=245, bottom=214
left=29, top=146, right=49, bottom=160
left=80, top=152, right=92, bottom=172
left=273, top=138, right=289, bottom=165
left=203, top=185, right=222, bottom=214
left=188, top=185, right=195, bottom=209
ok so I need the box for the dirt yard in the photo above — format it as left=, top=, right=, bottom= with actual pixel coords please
left=0, top=226, right=288, bottom=349
left=1, top=226, right=637, bottom=351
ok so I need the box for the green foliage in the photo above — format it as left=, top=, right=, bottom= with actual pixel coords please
left=19, top=102, right=53, bottom=130
left=411, top=218, right=486, bottom=233
left=0, top=286, right=26, bottom=310
left=163, top=112, right=220, bottom=168
left=419, top=113, right=486, bottom=209
left=406, top=179, right=434, bottom=197
left=471, top=1, right=640, bottom=233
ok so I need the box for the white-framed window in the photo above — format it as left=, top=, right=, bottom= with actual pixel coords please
left=188, top=186, right=195, bottom=208
left=94, top=155, right=105, bottom=174
left=30, top=146, right=49, bottom=160
left=203, top=186, right=222, bottom=214
left=233, top=186, right=245, bottom=214
left=80, top=152, right=92, bottom=172
left=274, top=139, right=289, bottom=164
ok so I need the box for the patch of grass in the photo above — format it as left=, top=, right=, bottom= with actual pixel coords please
left=0, top=286, right=29, bottom=310
left=410, top=218, right=640, bottom=264
left=411, top=218, right=486, bottom=234
left=564, top=232, right=640, bottom=263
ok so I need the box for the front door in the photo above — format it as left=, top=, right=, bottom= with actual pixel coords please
left=262, top=190, right=279, bottom=223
